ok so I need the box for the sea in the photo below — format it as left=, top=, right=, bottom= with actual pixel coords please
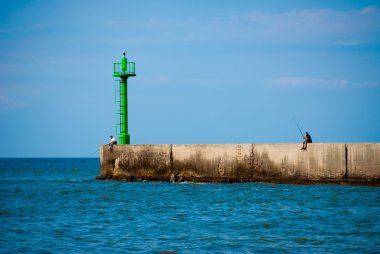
left=0, top=158, right=379, bottom=254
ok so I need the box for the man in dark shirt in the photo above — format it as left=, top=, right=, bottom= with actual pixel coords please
left=301, top=132, right=312, bottom=150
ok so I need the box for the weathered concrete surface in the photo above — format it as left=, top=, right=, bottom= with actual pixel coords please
left=347, top=143, right=380, bottom=180
left=172, top=144, right=346, bottom=181
left=97, top=143, right=380, bottom=185
left=99, top=144, right=171, bottom=180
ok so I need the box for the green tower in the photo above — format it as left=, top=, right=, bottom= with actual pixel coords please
left=113, top=52, right=136, bottom=144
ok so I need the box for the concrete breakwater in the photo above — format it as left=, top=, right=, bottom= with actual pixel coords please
left=97, top=143, right=380, bottom=185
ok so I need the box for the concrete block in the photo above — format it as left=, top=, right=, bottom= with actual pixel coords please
left=251, top=143, right=346, bottom=179
left=347, top=143, right=380, bottom=179
left=172, top=144, right=253, bottom=179
left=172, top=143, right=346, bottom=180
left=99, top=144, right=171, bottom=180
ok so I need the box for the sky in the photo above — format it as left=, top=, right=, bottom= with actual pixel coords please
left=1, top=0, right=380, bottom=157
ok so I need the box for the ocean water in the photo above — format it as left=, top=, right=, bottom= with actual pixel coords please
left=0, top=158, right=379, bottom=253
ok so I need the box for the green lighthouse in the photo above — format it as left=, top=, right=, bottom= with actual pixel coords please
left=113, top=52, right=136, bottom=144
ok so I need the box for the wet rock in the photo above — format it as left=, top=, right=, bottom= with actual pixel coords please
left=170, top=173, right=177, bottom=182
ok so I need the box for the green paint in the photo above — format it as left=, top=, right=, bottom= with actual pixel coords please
left=113, top=52, right=136, bottom=144
left=122, top=56, right=127, bottom=71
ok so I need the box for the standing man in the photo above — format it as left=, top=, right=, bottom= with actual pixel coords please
left=108, top=135, right=117, bottom=151
left=301, top=132, right=312, bottom=150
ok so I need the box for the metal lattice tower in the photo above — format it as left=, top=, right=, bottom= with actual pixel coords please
left=113, top=52, right=136, bottom=144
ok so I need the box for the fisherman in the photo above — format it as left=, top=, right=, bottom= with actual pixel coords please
left=108, top=135, right=117, bottom=151
left=301, top=132, right=312, bottom=150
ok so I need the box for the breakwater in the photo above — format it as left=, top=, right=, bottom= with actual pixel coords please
left=97, top=143, right=380, bottom=185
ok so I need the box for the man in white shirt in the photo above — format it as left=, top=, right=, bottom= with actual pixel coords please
left=108, top=135, right=117, bottom=151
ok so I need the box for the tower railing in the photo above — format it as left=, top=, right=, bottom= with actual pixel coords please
left=113, top=62, right=136, bottom=76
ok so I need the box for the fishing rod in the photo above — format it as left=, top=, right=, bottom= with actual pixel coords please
left=89, top=148, right=100, bottom=156
left=292, top=118, right=305, bottom=139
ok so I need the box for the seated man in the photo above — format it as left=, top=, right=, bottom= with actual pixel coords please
left=108, top=135, right=117, bottom=151
left=301, top=132, right=312, bottom=150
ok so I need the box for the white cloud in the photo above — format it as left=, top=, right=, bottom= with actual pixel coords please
left=101, top=6, right=380, bottom=45
left=361, top=6, right=379, bottom=14
left=0, top=83, right=41, bottom=111
left=0, top=93, right=26, bottom=111
left=241, top=6, right=380, bottom=44
left=272, top=77, right=348, bottom=88
left=0, top=63, right=18, bottom=76
left=138, top=74, right=171, bottom=84
left=354, top=80, right=380, bottom=87
left=153, top=74, right=170, bottom=82
left=333, top=41, right=363, bottom=46
left=271, top=77, right=379, bottom=88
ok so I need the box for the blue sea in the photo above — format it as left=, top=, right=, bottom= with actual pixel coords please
left=0, top=158, right=379, bottom=253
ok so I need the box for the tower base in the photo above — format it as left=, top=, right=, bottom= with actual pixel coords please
left=119, top=134, right=130, bottom=145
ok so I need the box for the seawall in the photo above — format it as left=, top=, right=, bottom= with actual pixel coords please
left=97, top=143, right=380, bottom=185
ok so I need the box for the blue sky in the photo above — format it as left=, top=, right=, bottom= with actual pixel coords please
left=1, top=0, right=380, bottom=157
